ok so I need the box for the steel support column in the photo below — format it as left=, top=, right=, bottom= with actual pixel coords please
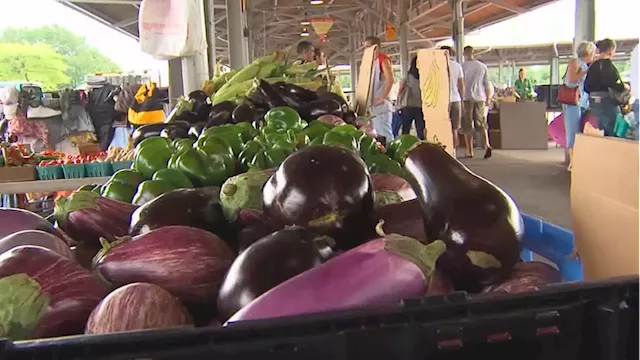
left=550, top=57, right=560, bottom=85
left=397, top=0, right=409, bottom=75
left=168, top=58, right=184, bottom=107
left=574, top=0, right=595, bottom=51
left=498, top=61, right=503, bottom=85
left=203, top=0, right=216, bottom=77
left=452, top=0, right=465, bottom=63
left=349, top=29, right=358, bottom=107
left=227, top=0, right=249, bottom=68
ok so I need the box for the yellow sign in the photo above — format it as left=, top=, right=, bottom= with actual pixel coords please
left=311, top=18, right=335, bottom=41
left=385, top=24, right=396, bottom=41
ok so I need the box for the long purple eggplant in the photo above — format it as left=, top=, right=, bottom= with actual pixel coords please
left=404, top=142, right=524, bottom=291
left=54, top=191, right=138, bottom=247
left=0, top=208, right=70, bottom=244
left=94, top=226, right=235, bottom=304
left=482, top=262, right=562, bottom=295
left=0, top=246, right=108, bottom=339
left=226, top=235, right=451, bottom=323
left=0, top=230, right=72, bottom=258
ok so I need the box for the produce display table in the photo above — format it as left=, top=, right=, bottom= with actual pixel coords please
left=0, top=177, right=109, bottom=194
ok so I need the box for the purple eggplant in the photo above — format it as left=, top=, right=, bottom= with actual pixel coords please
left=131, top=123, right=167, bottom=147
left=94, top=226, right=234, bottom=304
left=0, top=246, right=108, bottom=339
left=370, top=200, right=427, bottom=243
left=54, top=191, right=138, bottom=247
left=482, top=262, right=562, bottom=294
left=207, top=101, right=236, bottom=128
left=262, top=145, right=374, bottom=250
left=404, top=142, right=524, bottom=291
left=0, top=230, right=71, bottom=258
left=86, top=282, right=193, bottom=334
left=256, top=80, right=287, bottom=108
left=129, top=187, right=233, bottom=248
left=217, top=227, right=333, bottom=321
left=226, top=236, right=449, bottom=323
left=0, top=208, right=70, bottom=244
left=232, top=103, right=256, bottom=124
left=370, top=173, right=416, bottom=207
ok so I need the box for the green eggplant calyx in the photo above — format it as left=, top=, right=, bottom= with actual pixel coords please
left=384, top=237, right=447, bottom=279
left=373, top=190, right=404, bottom=208
left=92, top=236, right=131, bottom=269
left=308, top=212, right=343, bottom=229
left=222, top=183, right=238, bottom=197
left=53, top=191, right=100, bottom=224
left=0, top=274, right=50, bottom=341
left=466, top=250, right=502, bottom=269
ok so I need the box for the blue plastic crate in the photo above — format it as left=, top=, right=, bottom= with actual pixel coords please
left=520, top=213, right=583, bottom=281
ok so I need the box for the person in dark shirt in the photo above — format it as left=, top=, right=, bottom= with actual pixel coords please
left=585, top=38, right=627, bottom=136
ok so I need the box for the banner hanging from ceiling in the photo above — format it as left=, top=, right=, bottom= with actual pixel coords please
left=310, top=18, right=335, bottom=42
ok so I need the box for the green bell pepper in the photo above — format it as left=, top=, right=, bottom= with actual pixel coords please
left=101, top=169, right=145, bottom=203
left=132, top=180, right=176, bottom=206
left=265, top=106, right=304, bottom=131
left=302, top=121, right=331, bottom=141
left=200, top=127, right=245, bottom=156
left=359, top=136, right=383, bottom=160
left=238, top=140, right=264, bottom=171
left=234, top=122, right=258, bottom=142
left=387, top=134, right=421, bottom=164
left=248, top=148, right=287, bottom=170
left=195, top=136, right=236, bottom=175
left=152, top=168, right=194, bottom=189
left=322, top=130, right=360, bottom=152
left=172, top=138, right=195, bottom=152
left=169, top=148, right=231, bottom=187
left=76, top=184, right=97, bottom=192
left=309, top=137, right=324, bottom=146
left=365, top=154, right=406, bottom=178
left=133, top=137, right=174, bottom=179
left=331, top=124, right=365, bottom=140
left=295, top=132, right=310, bottom=148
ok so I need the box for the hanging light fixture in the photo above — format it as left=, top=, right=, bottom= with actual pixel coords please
left=301, top=20, right=311, bottom=25
left=300, top=28, right=310, bottom=37
left=310, top=0, right=324, bottom=5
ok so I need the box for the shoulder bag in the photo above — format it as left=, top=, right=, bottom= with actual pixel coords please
left=557, top=65, right=579, bottom=105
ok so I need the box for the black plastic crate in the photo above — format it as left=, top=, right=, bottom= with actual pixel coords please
left=0, top=276, right=637, bottom=360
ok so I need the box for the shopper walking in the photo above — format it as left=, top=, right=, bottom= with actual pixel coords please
left=461, top=46, right=493, bottom=159
left=396, top=56, right=425, bottom=139
left=562, top=41, right=596, bottom=171
left=363, top=36, right=394, bottom=143
left=440, top=46, right=465, bottom=150
left=585, top=39, right=629, bottom=136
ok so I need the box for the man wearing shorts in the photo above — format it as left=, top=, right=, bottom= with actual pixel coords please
left=462, top=46, right=493, bottom=159
left=441, top=46, right=465, bottom=152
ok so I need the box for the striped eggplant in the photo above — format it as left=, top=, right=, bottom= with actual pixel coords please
left=94, top=226, right=235, bottom=304
left=0, top=230, right=72, bottom=258
left=0, top=246, right=108, bottom=340
left=226, top=234, right=451, bottom=324
left=0, top=208, right=70, bottom=244
left=86, top=282, right=193, bottom=334
left=54, top=191, right=138, bottom=247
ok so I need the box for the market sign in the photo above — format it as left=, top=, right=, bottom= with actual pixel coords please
left=310, top=18, right=335, bottom=42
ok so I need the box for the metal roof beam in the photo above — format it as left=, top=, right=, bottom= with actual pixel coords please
left=480, top=0, right=528, bottom=13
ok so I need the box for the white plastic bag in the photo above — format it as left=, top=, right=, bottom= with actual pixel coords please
left=139, top=0, right=207, bottom=59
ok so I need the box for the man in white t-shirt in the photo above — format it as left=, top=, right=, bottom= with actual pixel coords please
left=440, top=46, right=465, bottom=151
left=462, top=46, right=493, bottom=159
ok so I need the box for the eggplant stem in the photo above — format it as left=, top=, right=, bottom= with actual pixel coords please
left=222, top=183, right=238, bottom=197
left=313, top=235, right=336, bottom=249
left=375, top=220, right=387, bottom=237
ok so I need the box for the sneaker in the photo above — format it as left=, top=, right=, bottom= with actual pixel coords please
left=483, top=147, right=492, bottom=159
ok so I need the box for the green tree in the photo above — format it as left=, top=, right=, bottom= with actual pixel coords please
left=0, top=25, right=121, bottom=86
left=0, top=43, right=69, bottom=90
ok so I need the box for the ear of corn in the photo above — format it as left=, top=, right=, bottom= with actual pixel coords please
left=227, top=63, right=261, bottom=86
left=213, top=79, right=256, bottom=104
left=257, top=63, right=278, bottom=79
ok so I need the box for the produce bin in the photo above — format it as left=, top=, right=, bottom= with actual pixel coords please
left=0, top=215, right=636, bottom=360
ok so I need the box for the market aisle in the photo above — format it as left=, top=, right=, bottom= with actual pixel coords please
left=460, top=147, right=572, bottom=229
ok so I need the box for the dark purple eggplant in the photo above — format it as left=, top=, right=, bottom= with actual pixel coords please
left=236, top=218, right=279, bottom=254
left=173, top=111, right=199, bottom=124
left=189, top=121, right=207, bottom=139
left=404, top=142, right=524, bottom=291
left=217, top=226, right=333, bottom=321
left=482, top=262, right=562, bottom=294
left=317, top=91, right=349, bottom=113
left=94, top=226, right=234, bottom=304
left=132, top=123, right=167, bottom=147
left=371, top=200, right=426, bottom=243
left=299, top=99, right=343, bottom=121
left=206, top=101, right=236, bottom=128
left=231, top=103, right=256, bottom=124
left=0, top=208, right=69, bottom=244
left=54, top=191, right=138, bottom=247
left=342, top=110, right=357, bottom=125
left=188, top=90, right=212, bottom=122
left=256, top=80, right=287, bottom=108
left=252, top=107, right=268, bottom=129
left=0, top=246, right=107, bottom=339
left=275, top=82, right=319, bottom=102
left=86, top=282, right=193, bottom=334
left=247, top=89, right=269, bottom=109
left=272, top=83, right=304, bottom=110
left=0, top=230, right=72, bottom=258
left=129, top=187, right=233, bottom=249
left=160, top=123, right=190, bottom=140
left=263, top=145, right=374, bottom=250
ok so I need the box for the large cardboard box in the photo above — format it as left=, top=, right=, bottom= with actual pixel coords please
left=417, top=49, right=453, bottom=155
left=354, top=45, right=378, bottom=117
left=0, top=166, right=36, bottom=183
left=571, top=134, right=639, bottom=280
left=498, top=101, right=548, bottom=150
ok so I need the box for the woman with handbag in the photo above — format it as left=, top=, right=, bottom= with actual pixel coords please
left=585, top=39, right=630, bottom=136
left=560, top=41, right=596, bottom=171
left=396, top=56, right=425, bottom=140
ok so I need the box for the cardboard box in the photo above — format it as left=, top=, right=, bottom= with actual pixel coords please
left=497, top=101, right=548, bottom=150
left=0, top=166, right=36, bottom=183
left=355, top=45, right=377, bottom=117
left=571, top=134, right=639, bottom=280
left=417, top=49, right=453, bottom=155
left=77, top=143, right=101, bottom=156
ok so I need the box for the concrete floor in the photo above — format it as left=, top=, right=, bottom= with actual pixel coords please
left=459, top=146, right=573, bottom=230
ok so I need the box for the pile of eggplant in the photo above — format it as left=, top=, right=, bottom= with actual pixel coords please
left=0, top=138, right=564, bottom=341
